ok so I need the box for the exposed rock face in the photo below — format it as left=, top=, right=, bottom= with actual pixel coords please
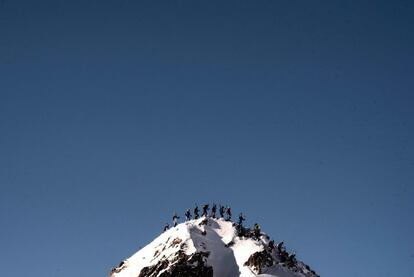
left=109, top=261, right=128, bottom=276
left=244, top=250, right=275, bottom=274
left=138, top=259, right=169, bottom=277
left=138, top=250, right=213, bottom=277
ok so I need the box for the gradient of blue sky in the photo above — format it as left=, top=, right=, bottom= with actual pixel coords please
left=1, top=1, right=413, bottom=276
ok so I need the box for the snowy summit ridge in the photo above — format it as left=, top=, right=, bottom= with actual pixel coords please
left=109, top=216, right=319, bottom=277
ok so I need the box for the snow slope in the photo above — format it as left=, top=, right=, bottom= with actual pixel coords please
left=109, top=217, right=318, bottom=277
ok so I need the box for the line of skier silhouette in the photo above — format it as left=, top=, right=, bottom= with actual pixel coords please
left=162, top=203, right=308, bottom=273
left=163, top=204, right=234, bottom=231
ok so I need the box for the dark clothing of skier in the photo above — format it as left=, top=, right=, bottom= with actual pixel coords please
left=287, top=254, right=297, bottom=267
left=226, top=207, right=232, bottom=220
left=185, top=209, right=191, bottom=221
left=211, top=204, right=217, bottom=218
left=163, top=223, right=170, bottom=232
left=238, top=213, right=245, bottom=226
left=219, top=205, right=225, bottom=218
left=254, top=223, right=261, bottom=240
left=194, top=206, right=199, bottom=219
left=202, top=204, right=209, bottom=217
left=277, top=241, right=285, bottom=253
left=268, top=240, right=275, bottom=251
left=172, top=212, right=180, bottom=227
left=279, top=250, right=288, bottom=262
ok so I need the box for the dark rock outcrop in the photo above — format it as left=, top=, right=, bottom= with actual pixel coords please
left=109, top=261, right=128, bottom=276
left=138, top=250, right=213, bottom=277
left=244, top=250, right=275, bottom=274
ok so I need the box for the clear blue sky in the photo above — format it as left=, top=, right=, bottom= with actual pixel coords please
left=1, top=1, right=413, bottom=276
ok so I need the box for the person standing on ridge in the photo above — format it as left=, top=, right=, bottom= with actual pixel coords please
left=185, top=209, right=191, bottom=221
left=254, top=223, right=261, bottom=240
left=211, top=204, right=217, bottom=218
left=202, top=204, right=209, bottom=217
left=219, top=205, right=225, bottom=218
left=287, top=253, right=297, bottom=267
left=268, top=240, right=275, bottom=251
left=172, top=212, right=180, bottom=227
left=226, top=206, right=232, bottom=221
left=277, top=241, right=285, bottom=253
left=236, top=212, right=246, bottom=236
left=238, top=212, right=245, bottom=226
left=163, top=223, right=170, bottom=232
left=194, top=205, right=199, bottom=219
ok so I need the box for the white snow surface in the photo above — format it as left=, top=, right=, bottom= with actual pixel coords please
left=110, top=217, right=316, bottom=277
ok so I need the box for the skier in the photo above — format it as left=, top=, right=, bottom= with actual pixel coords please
left=238, top=212, right=245, bottom=226
left=235, top=212, right=246, bottom=236
left=226, top=206, right=232, bottom=221
left=254, top=223, right=261, bottom=240
left=163, top=223, right=170, bottom=232
left=202, top=204, right=209, bottom=217
left=268, top=240, right=275, bottom=251
left=211, top=204, right=217, bottom=218
left=172, top=212, right=180, bottom=227
left=277, top=241, right=285, bottom=253
left=219, top=205, right=225, bottom=218
left=194, top=205, right=200, bottom=219
left=185, top=209, right=191, bottom=221
left=287, top=253, right=297, bottom=267
left=279, top=249, right=288, bottom=263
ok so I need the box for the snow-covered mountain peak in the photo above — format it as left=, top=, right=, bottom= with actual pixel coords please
left=109, top=217, right=318, bottom=277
